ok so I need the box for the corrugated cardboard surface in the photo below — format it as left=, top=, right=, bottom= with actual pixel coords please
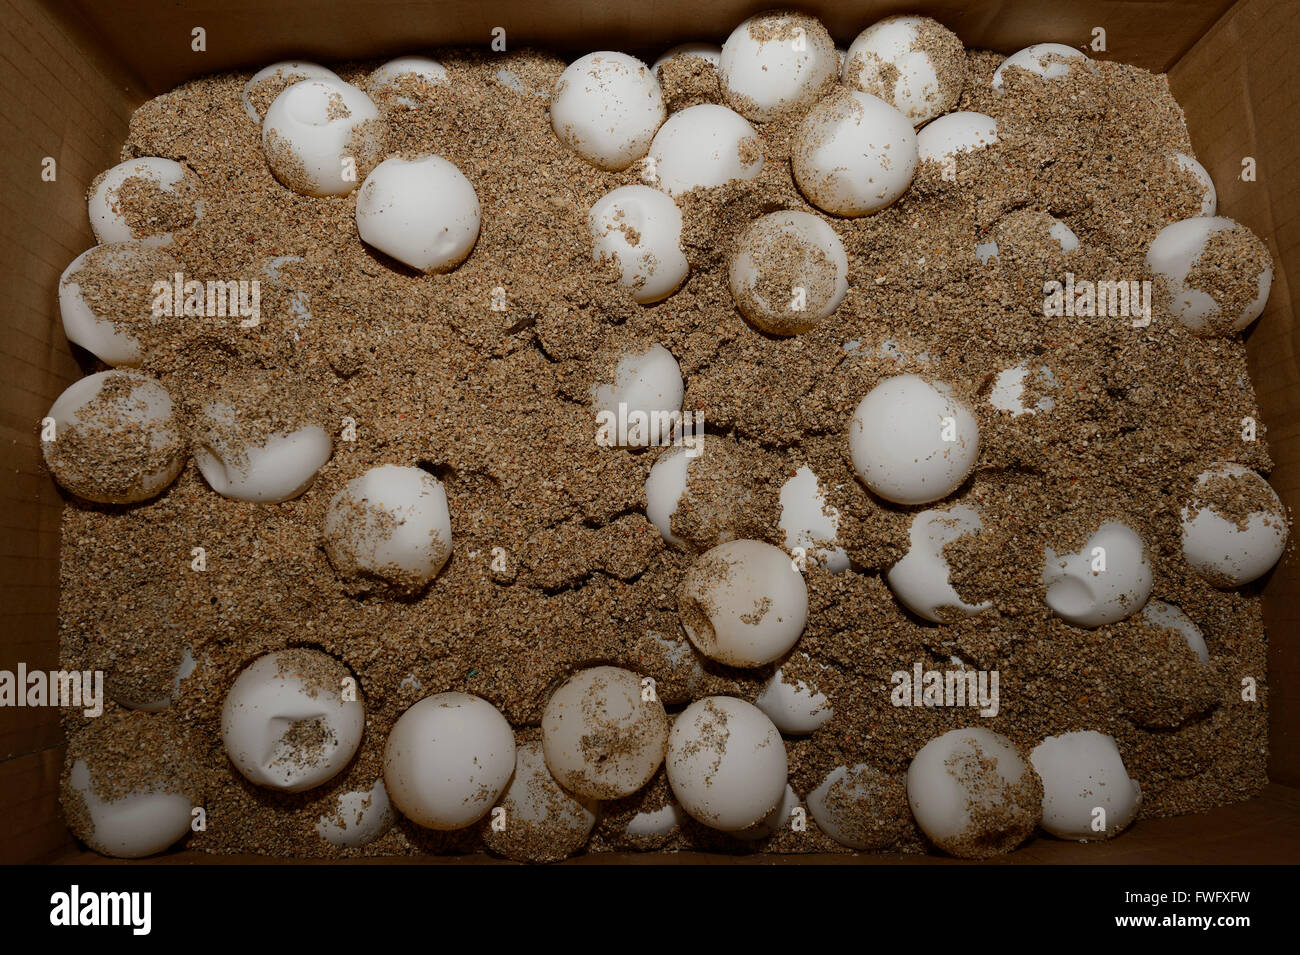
left=2, top=0, right=1297, bottom=864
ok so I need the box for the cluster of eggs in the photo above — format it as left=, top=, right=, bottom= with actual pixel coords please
left=53, top=11, right=1288, bottom=862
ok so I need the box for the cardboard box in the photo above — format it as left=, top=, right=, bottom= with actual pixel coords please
left=2, top=0, right=1298, bottom=864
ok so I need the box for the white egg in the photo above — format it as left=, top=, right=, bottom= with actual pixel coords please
left=792, top=89, right=918, bottom=216
left=65, top=756, right=195, bottom=859
left=221, top=649, right=364, bottom=793
left=1030, top=731, right=1142, bottom=841
left=1171, top=152, right=1217, bottom=216
left=551, top=52, right=665, bottom=170
left=591, top=342, right=685, bottom=447
left=647, top=104, right=763, bottom=196
left=849, top=374, right=979, bottom=505
left=262, top=79, right=386, bottom=197
left=807, top=763, right=904, bottom=850
left=755, top=664, right=832, bottom=734
left=1049, top=219, right=1081, bottom=252
left=917, top=111, right=998, bottom=165
left=678, top=539, right=809, bottom=667
left=992, top=43, right=1088, bottom=91
left=719, top=12, right=838, bottom=121
left=1146, top=216, right=1273, bottom=334
left=88, top=157, right=203, bottom=247
left=541, top=666, right=669, bottom=800
left=1180, top=462, right=1287, bottom=586
left=59, top=243, right=183, bottom=366
left=651, top=43, right=722, bottom=77
left=729, top=210, right=848, bottom=335
left=192, top=400, right=332, bottom=503
left=323, top=464, right=453, bottom=593
left=645, top=446, right=693, bottom=548
left=368, top=56, right=449, bottom=107
left=589, top=185, right=688, bottom=303
left=1043, top=522, right=1153, bottom=627
left=627, top=800, right=687, bottom=838
left=243, top=61, right=342, bottom=121
left=384, top=692, right=516, bottom=830
left=666, top=696, right=788, bottom=831
left=356, top=155, right=481, bottom=272
left=1141, top=600, right=1209, bottom=664
left=316, top=778, right=395, bottom=848
left=779, top=465, right=849, bottom=572
left=109, top=645, right=198, bottom=712
left=484, top=741, right=599, bottom=862
left=43, top=370, right=186, bottom=504
left=732, top=783, right=800, bottom=841
left=888, top=504, right=992, bottom=622
left=842, top=16, right=966, bottom=125
left=988, top=361, right=1057, bottom=416
left=906, top=726, right=1041, bottom=858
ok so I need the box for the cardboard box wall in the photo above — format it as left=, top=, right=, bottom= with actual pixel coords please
left=2, top=0, right=1298, bottom=864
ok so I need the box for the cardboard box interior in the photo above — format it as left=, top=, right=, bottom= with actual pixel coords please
left=2, top=0, right=1297, bottom=863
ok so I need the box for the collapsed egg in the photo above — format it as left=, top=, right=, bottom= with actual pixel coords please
left=1146, top=216, right=1273, bottom=335
left=551, top=52, right=665, bottom=170
left=262, top=79, right=387, bottom=197
left=88, top=157, right=203, bottom=247
left=1043, top=522, right=1153, bottom=627
left=1030, top=731, right=1142, bottom=841
left=887, top=504, right=991, bottom=622
left=992, top=43, right=1088, bottom=91
left=356, top=155, right=481, bottom=272
left=1180, top=462, right=1287, bottom=586
left=719, top=12, right=838, bottom=121
left=589, top=185, right=688, bottom=303
left=647, top=103, right=763, bottom=196
left=59, top=243, right=184, bottom=366
left=842, top=15, right=967, bottom=125
left=316, top=778, right=395, bottom=848
left=484, top=741, right=599, bottom=862
left=729, top=210, right=848, bottom=335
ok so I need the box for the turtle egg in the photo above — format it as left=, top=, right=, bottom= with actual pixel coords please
left=652, top=43, right=722, bottom=77
left=627, top=800, right=687, bottom=839
left=666, top=696, right=788, bottom=831
left=356, top=155, right=481, bottom=272
left=888, top=504, right=991, bottom=622
left=108, top=645, right=198, bottom=713
left=988, top=360, right=1057, bottom=416
left=316, top=778, right=395, bottom=848
left=1043, top=522, right=1153, bottom=627
left=906, top=727, right=1042, bottom=858
left=243, top=61, right=341, bottom=121
left=221, top=649, right=364, bottom=793
left=262, top=79, right=387, bottom=197
left=755, top=664, right=832, bottom=734
left=384, top=693, right=516, bottom=830
left=323, top=464, right=453, bottom=593
left=592, top=342, right=684, bottom=447
left=917, top=111, right=998, bottom=166
left=1171, top=152, right=1217, bottom=216
left=59, top=243, right=184, bottom=366
left=779, top=465, right=848, bottom=572
left=992, top=43, right=1088, bottom=91
left=644, top=437, right=768, bottom=552
left=792, top=89, right=917, bottom=216
left=849, top=374, right=979, bottom=505
left=1142, top=600, right=1209, bottom=664
left=647, top=104, right=763, bottom=196
left=719, top=12, right=838, bottom=121
left=43, top=370, right=186, bottom=504
left=729, top=210, right=848, bottom=335
left=368, top=56, right=449, bottom=107
left=1180, top=462, right=1287, bottom=586
left=732, top=783, right=800, bottom=841
left=541, top=666, right=669, bottom=800
left=589, top=185, right=688, bottom=303
left=678, top=539, right=809, bottom=667
left=484, top=741, right=599, bottom=863
left=1146, top=216, right=1273, bottom=335
left=1030, top=731, right=1141, bottom=841
left=808, top=763, right=911, bottom=850
left=842, top=16, right=967, bottom=125
left=551, top=52, right=665, bottom=170
left=88, top=158, right=203, bottom=247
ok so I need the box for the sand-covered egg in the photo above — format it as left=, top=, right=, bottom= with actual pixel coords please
left=917, top=111, right=997, bottom=166
left=43, top=370, right=186, bottom=504
left=1030, top=731, right=1142, bottom=841
left=992, top=43, right=1088, bottom=91
left=779, top=464, right=848, bottom=572
left=652, top=43, right=722, bottom=77
left=793, top=89, right=918, bottom=216
left=316, top=778, right=395, bottom=848
left=483, top=741, right=600, bottom=863
left=719, top=12, right=838, bottom=121
left=678, top=539, right=809, bottom=667
left=754, top=663, right=832, bottom=735
left=842, top=15, right=967, bottom=125
left=262, top=78, right=387, bottom=197
left=541, top=666, right=669, bottom=800
left=551, top=52, right=665, bottom=170
left=729, top=210, right=848, bottom=335
left=888, top=504, right=991, bottom=622
left=666, top=696, right=788, bottom=831
left=647, top=103, right=763, bottom=196
left=368, top=56, right=449, bottom=107
left=1170, top=152, right=1217, bottom=216
left=243, top=61, right=341, bottom=121
left=221, top=649, right=364, bottom=793
left=808, top=763, right=913, bottom=850
left=1180, top=462, right=1287, bottom=586
left=906, top=726, right=1042, bottom=858
left=59, top=243, right=184, bottom=366
left=1043, top=522, right=1153, bottom=627
left=589, top=185, right=688, bottom=303
left=88, top=157, right=203, bottom=247
left=849, top=374, right=979, bottom=505
left=592, top=342, right=685, bottom=447
left=384, top=693, right=516, bottom=830
left=987, top=360, right=1057, bottom=416
left=356, top=155, right=480, bottom=272
left=1141, top=600, right=1209, bottom=664
left=1146, top=216, right=1273, bottom=335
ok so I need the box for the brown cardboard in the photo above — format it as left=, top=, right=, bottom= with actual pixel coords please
left=2, top=0, right=1298, bottom=864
